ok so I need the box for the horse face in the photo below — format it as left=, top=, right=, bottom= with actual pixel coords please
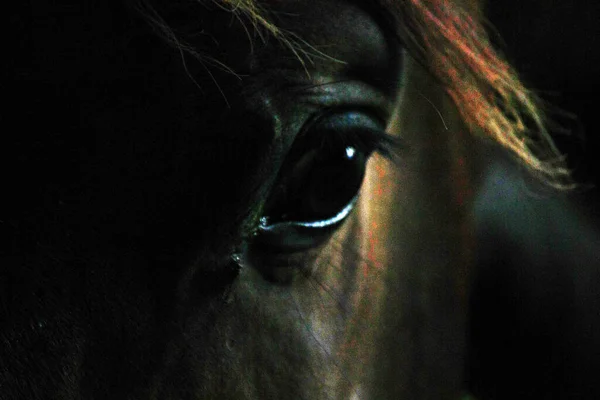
left=2, top=0, right=473, bottom=398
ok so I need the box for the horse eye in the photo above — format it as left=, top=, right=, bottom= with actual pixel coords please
left=254, top=110, right=395, bottom=251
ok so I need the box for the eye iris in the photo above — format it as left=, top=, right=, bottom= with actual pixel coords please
left=300, top=145, right=365, bottom=221
left=262, top=110, right=386, bottom=229
left=263, top=143, right=367, bottom=225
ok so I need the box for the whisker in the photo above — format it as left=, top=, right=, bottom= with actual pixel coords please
left=417, top=91, right=449, bottom=130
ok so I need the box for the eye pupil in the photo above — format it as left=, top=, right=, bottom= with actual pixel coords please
left=303, top=145, right=365, bottom=219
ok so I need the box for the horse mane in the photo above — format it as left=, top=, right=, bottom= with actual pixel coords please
left=383, top=0, right=572, bottom=189
left=137, top=0, right=572, bottom=188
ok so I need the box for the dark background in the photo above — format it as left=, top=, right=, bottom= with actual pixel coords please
left=489, top=0, right=600, bottom=195
left=468, top=1, right=600, bottom=398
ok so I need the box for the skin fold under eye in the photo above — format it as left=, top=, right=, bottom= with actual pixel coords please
left=253, top=109, right=401, bottom=252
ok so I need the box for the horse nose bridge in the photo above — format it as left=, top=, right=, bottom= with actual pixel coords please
left=337, top=166, right=468, bottom=398
left=333, top=57, right=472, bottom=398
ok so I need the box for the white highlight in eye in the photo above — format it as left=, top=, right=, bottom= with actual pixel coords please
left=345, top=146, right=356, bottom=159
left=259, top=196, right=358, bottom=231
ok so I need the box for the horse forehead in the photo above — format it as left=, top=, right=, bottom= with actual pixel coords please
left=267, top=0, right=392, bottom=65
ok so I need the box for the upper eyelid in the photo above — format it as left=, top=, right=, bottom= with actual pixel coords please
left=293, top=79, right=396, bottom=123
left=294, top=106, right=387, bottom=148
left=246, top=68, right=396, bottom=117
left=297, top=103, right=380, bottom=129
left=302, top=108, right=405, bottom=160
left=241, top=74, right=398, bottom=159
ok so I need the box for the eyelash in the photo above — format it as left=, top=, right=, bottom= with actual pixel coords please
left=294, top=106, right=403, bottom=162
left=323, top=119, right=401, bottom=161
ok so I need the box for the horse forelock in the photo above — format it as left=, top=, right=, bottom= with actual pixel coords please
left=136, top=0, right=570, bottom=188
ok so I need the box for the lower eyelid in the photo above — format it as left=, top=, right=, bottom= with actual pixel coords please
left=259, top=196, right=358, bottom=231
left=296, top=79, right=394, bottom=119
left=252, top=196, right=358, bottom=253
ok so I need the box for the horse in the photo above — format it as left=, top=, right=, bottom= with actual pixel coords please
left=1, top=0, right=567, bottom=398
